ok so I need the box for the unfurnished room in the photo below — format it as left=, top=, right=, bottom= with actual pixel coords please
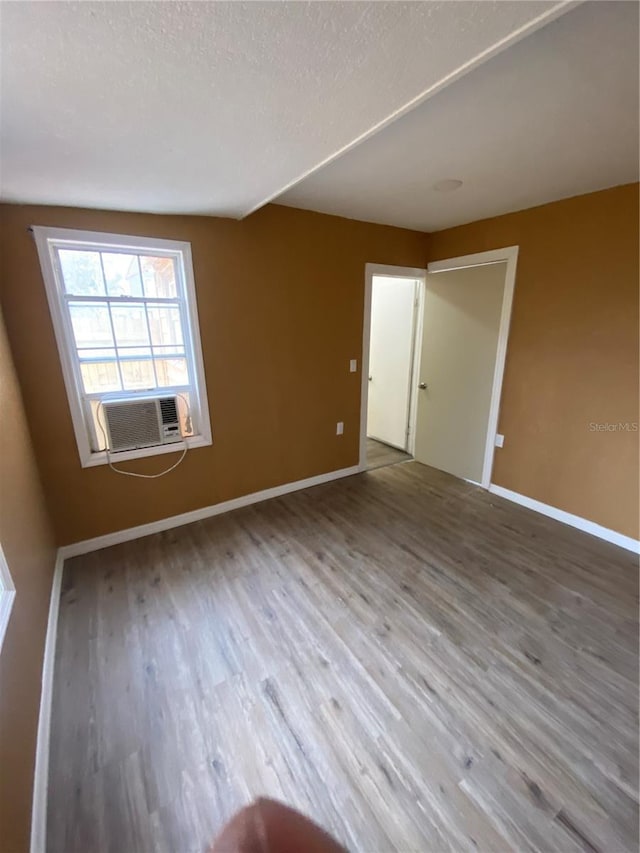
left=0, top=2, right=638, bottom=851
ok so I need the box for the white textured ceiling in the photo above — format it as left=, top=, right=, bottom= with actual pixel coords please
left=279, top=1, right=640, bottom=231
left=0, top=0, right=573, bottom=218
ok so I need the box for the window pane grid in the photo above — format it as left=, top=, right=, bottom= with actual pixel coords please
left=57, top=248, right=178, bottom=299
left=138, top=255, right=160, bottom=389
left=66, top=251, right=191, bottom=396
left=59, top=246, right=177, bottom=259
left=98, top=252, right=126, bottom=393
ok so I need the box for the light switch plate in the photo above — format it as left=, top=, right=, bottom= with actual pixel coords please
left=495, top=433, right=504, bottom=448
left=336, top=421, right=344, bottom=435
left=349, top=359, right=357, bottom=373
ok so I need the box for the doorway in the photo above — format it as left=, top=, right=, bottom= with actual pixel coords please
left=360, top=265, right=425, bottom=471
left=360, top=249, right=518, bottom=486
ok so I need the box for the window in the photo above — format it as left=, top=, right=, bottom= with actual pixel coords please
left=33, top=227, right=211, bottom=467
left=0, top=543, right=16, bottom=654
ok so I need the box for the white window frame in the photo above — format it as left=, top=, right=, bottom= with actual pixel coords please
left=33, top=226, right=212, bottom=468
left=0, top=543, right=16, bottom=654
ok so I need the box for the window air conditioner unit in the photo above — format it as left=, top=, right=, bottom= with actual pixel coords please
left=103, top=396, right=182, bottom=453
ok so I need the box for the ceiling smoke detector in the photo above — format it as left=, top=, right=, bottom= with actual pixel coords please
left=433, top=179, right=463, bottom=192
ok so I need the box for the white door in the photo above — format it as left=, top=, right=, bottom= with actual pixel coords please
left=367, top=276, right=417, bottom=450
left=414, top=263, right=506, bottom=483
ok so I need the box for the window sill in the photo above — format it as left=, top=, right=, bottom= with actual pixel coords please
left=81, top=434, right=211, bottom=468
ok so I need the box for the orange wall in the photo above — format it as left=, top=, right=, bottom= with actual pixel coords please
left=429, top=183, right=639, bottom=539
left=0, top=306, right=57, bottom=852
left=0, top=203, right=427, bottom=545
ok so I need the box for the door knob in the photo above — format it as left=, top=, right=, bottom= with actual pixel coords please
left=368, top=375, right=373, bottom=381
left=418, top=382, right=428, bottom=389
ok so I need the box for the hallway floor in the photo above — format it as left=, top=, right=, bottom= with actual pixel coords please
left=366, top=437, right=412, bottom=470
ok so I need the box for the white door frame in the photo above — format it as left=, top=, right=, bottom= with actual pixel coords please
left=359, top=263, right=426, bottom=471
left=426, top=245, right=519, bottom=488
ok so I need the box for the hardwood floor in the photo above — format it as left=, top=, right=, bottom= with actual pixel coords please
left=367, top=437, right=412, bottom=470
left=48, top=463, right=639, bottom=853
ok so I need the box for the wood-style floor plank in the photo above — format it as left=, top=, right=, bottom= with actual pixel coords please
left=366, top=437, right=412, bottom=470
left=48, top=462, right=639, bottom=853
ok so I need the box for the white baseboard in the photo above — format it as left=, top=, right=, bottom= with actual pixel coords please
left=489, top=484, right=640, bottom=554
left=30, top=550, right=64, bottom=853
left=59, top=465, right=360, bottom=559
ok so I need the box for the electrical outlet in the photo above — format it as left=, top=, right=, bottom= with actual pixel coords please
left=495, top=433, right=504, bottom=448
left=349, top=359, right=357, bottom=373
left=336, top=421, right=344, bottom=435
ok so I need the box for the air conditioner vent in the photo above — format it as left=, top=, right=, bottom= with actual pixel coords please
left=103, top=396, right=182, bottom=453
left=159, top=397, right=178, bottom=426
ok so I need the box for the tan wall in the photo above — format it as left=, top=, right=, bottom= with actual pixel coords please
left=0, top=203, right=427, bottom=545
left=428, top=183, right=640, bottom=539
left=0, top=306, right=57, bottom=852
